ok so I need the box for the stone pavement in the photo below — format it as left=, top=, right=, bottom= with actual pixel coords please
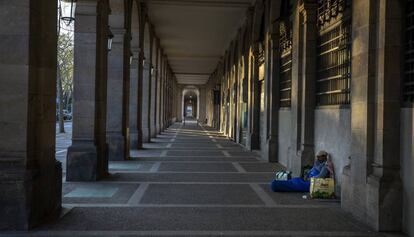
left=1, top=121, right=405, bottom=236
left=56, top=122, right=72, bottom=173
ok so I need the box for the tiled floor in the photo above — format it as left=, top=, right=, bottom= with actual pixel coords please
left=1, top=121, right=404, bottom=237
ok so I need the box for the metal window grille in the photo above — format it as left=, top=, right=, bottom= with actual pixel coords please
left=404, top=0, right=414, bottom=104
left=279, top=20, right=292, bottom=107
left=258, top=43, right=265, bottom=66
left=316, top=0, right=352, bottom=106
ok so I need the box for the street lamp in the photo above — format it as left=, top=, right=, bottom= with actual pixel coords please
left=107, top=26, right=114, bottom=51
left=61, top=0, right=76, bottom=25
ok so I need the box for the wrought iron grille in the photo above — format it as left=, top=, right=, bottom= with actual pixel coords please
left=317, top=0, right=351, bottom=27
left=404, top=0, right=414, bottom=104
left=257, top=42, right=265, bottom=66
left=279, top=19, right=292, bottom=107
left=316, top=0, right=351, bottom=106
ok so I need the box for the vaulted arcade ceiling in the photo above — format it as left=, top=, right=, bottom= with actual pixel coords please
left=146, top=0, right=255, bottom=85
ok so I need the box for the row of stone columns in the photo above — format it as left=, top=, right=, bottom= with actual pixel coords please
left=206, top=0, right=404, bottom=232
left=66, top=1, right=177, bottom=182
left=0, top=0, right=178, bottom=229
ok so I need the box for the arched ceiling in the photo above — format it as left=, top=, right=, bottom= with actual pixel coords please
left=146, top=0, right=255, bottom=85
left=184, top=90, right=197, bottom=99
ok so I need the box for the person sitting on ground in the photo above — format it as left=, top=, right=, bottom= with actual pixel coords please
left=270, top=150, right=332, bottom=192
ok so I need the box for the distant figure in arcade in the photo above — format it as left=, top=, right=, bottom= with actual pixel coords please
left=270, top=150, right=334, bottom=192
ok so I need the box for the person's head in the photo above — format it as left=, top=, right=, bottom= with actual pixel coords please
left=316, top=150, right=328, bottom=162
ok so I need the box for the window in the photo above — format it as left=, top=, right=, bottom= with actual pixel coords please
left=316, top=0, right=352, bottom=106
left=279, top=0, right=293, bottom=108
left=404, top=0, right=414, bottom=104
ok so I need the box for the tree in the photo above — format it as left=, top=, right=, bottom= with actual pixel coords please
left=57, top=0, right=74, bottom=133
left=57, top=30, right=74, bottom=133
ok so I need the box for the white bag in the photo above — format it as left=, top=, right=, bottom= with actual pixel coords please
left=274, top=171, right=292, bottom=181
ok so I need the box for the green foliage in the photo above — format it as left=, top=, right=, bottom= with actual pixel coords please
left=58, top=32, right=74, bottom=110
left=312, top=190, right=334, bottom=199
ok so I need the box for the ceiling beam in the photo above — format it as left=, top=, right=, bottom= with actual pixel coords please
left=146, top=0, right=252, bottom=8
left=175, top=73, right=211, bottom=76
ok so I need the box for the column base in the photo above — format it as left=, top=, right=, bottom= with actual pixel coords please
left=0, top=162, right=62, bottom=230
left=247, top=132, right=260, bottom=151
left=367, top=174, right=402, bottom=231
left=67, top=142, right=102, bottom=181
left=142, top=127, right=151, bottom=143
left=298, top=145, right=314, bottom=168
left=287, top=147, right=314, bottom=177
left=130, top=131, right=139, bottom=149
left=137, top=129, right=143, bottom=149
left=264, top=136, right=278, bottom=163
left=341, top=168, right=403, bottom=232
left=107, top=132, right=126, bottom=161
left=151, top=126, right=157, bottom=138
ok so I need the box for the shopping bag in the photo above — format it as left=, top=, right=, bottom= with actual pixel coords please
left=309, top=178, right=335, bottom=199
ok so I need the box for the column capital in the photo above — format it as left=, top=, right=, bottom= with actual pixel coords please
left=131, top=47, right=141, bottom=55
left=111, top=28, right=126, bottom=44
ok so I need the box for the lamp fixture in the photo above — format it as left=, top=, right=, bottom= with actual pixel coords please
left=107, top=26, right=114, bottom=51
left=60, top=0, right=76, bottom=25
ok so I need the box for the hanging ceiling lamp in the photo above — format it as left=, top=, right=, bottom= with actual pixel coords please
left=61, top=0, right=76, bottom=25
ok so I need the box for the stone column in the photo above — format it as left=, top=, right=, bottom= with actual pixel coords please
left=167, top=76, right=171, bottom=125
left=152, top=41, right=160, bottom=136
left=177, top=86, right=183, bottom=122
left=299, top=2, right=317, bottom=169
left=0, top=1, right=61, bottom=229
left=163, top=70, right=167, bottom=128
left=156, top=49, right=162, bottom=133
left=167, top=71, right=170, bottom=125
left=129, top=48, right=140, bottom=149
left=164, top=69, right=167, bottom=127
left=159, top=60, right=165, bottom=130
left=265, top=4, right=281, bottom=163
left=150, top=41, right=158, bottom=138
left=342, top=0, right=403, bottom=231
left=247, top=45, right=261, bottom=150
left=288, top=1, right=317, bottom=175
left=106, top=27, right=128, bottom=160
left=136, top=34, right=144, bottom=149
left=67, top=0, right=109, bottom=181
left=158, top=56, right=164, bottom=131
left=142, top=58, right=152, bottom=142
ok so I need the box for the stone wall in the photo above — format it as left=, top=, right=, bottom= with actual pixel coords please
left=401, top=108, right=414, bottom=236
left=278, top=110, right=291, bottom=167
left=314, top=108, right=351, bottom=194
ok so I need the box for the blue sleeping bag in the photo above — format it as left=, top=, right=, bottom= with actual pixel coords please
left=271, top=177, right=310, bottom=192
left=270, top=165, right=323, bottom=192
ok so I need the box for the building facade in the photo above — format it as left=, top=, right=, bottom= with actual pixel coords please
left=205, top=0, right=412, bottom=234
left=0, top=0, right=413, bottom=236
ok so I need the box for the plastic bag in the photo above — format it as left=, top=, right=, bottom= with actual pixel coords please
left=274, top=171, right=292, bottom=181
left=309, top=178, right=335, bottom=199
